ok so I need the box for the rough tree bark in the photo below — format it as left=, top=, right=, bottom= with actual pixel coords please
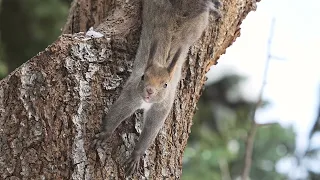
left=0, top=0, right=259, bottom=179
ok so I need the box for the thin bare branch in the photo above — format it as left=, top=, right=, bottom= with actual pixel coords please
left=219, top=158, right=232, bottom=180
left=270, top=55, right=286, bottom=61
left=241, top=18, right=276, bottom=180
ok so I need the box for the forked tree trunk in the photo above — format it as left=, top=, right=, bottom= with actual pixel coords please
left=0, top=0, right=259, bottom=179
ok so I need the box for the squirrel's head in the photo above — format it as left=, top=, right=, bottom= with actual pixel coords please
left=137, top=41, right=182, bottom=103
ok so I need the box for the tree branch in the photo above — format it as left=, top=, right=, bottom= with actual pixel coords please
left=241, top=18, right=276, bottom=180
left=0, top=0, right=260, bottom=179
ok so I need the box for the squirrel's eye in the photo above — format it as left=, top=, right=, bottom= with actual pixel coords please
left=163, top=83, right=168, bottom=88
left=141, top=75, right=145, bottom=80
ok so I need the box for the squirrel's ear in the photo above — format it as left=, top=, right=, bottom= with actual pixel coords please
left=167, top=48, right=182, bottom=77
left=147, top=41, right=158, bottom=67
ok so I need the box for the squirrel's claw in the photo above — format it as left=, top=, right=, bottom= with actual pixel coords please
left=124, top=155, right=140, bottom=177
left=92, top=131, right=111, bottom=150
left=212, top=0, right=221, bottom=7
left=207, top=0, right=223, bottom=19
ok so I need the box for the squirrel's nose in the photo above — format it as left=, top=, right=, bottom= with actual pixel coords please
left=146, top=87, right=154, bottom=95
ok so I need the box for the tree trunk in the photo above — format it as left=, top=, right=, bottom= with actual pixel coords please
left=0, top=0, right=259, bottom=179
left=62, top=0, right=113, bottom=34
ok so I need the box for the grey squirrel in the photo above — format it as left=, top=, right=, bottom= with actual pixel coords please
left=94, top=0, right=221, bottom=176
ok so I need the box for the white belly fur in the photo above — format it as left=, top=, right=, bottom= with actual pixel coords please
left=140, top=101, right=152, bottom=111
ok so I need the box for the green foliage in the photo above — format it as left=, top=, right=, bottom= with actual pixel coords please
left=0, top=40, right=7, bottom=78
left=21, top=0, right=69, bottom=50
left=0, top=0, right=69, bottom=78
left=182, top=74, right=296, bottom=180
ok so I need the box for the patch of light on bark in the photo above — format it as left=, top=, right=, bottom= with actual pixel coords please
left=142, top=149, right=151, bottom=179
left=85, top=27, right=104, bottom=38
left=134, top=112, right=143, bottom=134
left=0, top=88, right=4, bottom=125
left=85, top=64, right=100, bottom=80
left=70, top=60, right=99, bottom=179
left=71, top=75, right=89, bottom=180
left=121, top=133, right=137, bottom=149
left=20, top=65, right=35, bottom=119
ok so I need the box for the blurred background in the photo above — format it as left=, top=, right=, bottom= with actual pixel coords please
left=0, top=0, right=319, bottom=179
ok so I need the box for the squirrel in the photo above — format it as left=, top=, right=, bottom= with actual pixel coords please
left=94, top=0, right=222, bottom=176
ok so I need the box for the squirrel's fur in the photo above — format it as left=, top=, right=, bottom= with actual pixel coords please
left=94, top=0, right=221, bottom=176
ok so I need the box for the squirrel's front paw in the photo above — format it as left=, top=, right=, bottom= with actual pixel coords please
left=208, top=0, right=223, bottom=19
left=124, top=155, right=141, bottom=177
left=92, top=131, right=111, bottom=149
left=211, top=0, right=221, bottom=8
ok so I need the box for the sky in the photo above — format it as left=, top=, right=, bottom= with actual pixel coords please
left=207, top=0, right=320, bottom=178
